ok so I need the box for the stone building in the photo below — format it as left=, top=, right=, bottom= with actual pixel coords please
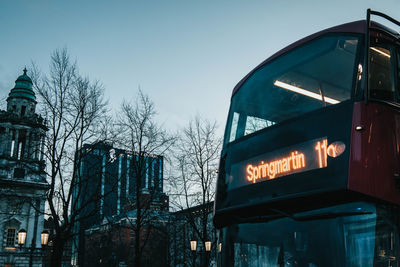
left=169, top=202, right=217, bottom=267
left=0, top=69, right=48, bottom=266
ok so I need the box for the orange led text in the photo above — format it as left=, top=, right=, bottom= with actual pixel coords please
left=246, top=151, right=306, bottom=184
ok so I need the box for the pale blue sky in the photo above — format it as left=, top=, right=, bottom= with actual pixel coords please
left=1, top=0, right=399, bottom=134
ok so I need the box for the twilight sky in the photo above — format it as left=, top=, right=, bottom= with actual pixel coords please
left=1, top=0, right=399, bottom=135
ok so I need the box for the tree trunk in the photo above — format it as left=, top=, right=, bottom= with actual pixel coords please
left=134, top=172, right=142, bottom=267
left=50, top=237, right=65, bottom=267
left=134, top=225, right=140, bottom=267
left=202, top=206, right=208, bottom=267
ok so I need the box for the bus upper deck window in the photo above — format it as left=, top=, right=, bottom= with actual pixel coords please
left=225, top=35, right=360, bottom=144
left=369, top=44, right=395, bottom=102
left=229, top=112, right=239, bottom=142
left=244, top=116, right=275, bottom=136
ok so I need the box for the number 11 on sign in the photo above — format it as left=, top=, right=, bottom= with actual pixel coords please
left=315, top=139, right=328, bottom=168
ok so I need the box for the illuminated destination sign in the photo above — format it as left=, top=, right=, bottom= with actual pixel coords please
left=228, top=137, right=345, bottom=189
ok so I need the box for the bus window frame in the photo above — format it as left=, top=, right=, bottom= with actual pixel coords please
left=367, top=30, right=400, bottom=108
left=353, top=37, right=366, bottom=102
left=365, top=9, right=400, bottom=108
left=223, top=32, right=363, bottom=148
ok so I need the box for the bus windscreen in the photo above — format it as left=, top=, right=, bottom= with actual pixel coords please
left=225, top=35, right=360, bottom=145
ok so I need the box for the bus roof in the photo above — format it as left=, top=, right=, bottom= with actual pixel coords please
left=232, top=20, right=399, bottom=97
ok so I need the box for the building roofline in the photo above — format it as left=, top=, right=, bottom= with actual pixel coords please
left=171, top=201, right=214, bottom=216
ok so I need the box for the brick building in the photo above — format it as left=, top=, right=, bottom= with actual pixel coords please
left=71, top=141, right=168, bottom=266
left=84, top=209, right=169, bottom=267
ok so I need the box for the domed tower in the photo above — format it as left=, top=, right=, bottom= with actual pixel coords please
left=6, top=68, right=37, bottom=117
left=1, top=68, right=47, bottom=165
left=0, top=69, right=48, bottom=266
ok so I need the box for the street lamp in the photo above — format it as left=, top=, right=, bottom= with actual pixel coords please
left=190, top=239, right=197, bottom=267
left=205, top=241, right=211, bottom=252
left=18, top=229, right=49, bottom=266
left=204, top=241, right=212, bottom=267
left=190, top=240, right=197, bottom=252
left=18, top=229, right=27, bottom=247
left=41, top=230, right=49, bottom=247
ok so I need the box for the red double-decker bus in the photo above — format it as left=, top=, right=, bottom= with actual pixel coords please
left=214, top=10, right=400, bottom=266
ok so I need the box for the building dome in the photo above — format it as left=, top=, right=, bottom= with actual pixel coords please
left=7, top=68, right=36, bottom=102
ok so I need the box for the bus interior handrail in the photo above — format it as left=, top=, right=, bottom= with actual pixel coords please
left=370, top=10, right=400, bottom=29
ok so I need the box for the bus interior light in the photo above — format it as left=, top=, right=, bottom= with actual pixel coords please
left=370, top=47, right=390, bottom=58
left=274, top=80, right=340, bottom=104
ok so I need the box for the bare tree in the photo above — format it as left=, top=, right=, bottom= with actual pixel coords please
left=168, top=116, right=221, bottom=267
left=31, top=48, right=109, bottom=267
left=115, top=90, right=175, bottom=266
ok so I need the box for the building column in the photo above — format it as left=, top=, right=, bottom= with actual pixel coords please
left=32, top=199, right=40, bottom=248
left=34, top=133, right=39, bottom=160
left=13, top=129, right=19, bottom=158
left=29, top=130, right=34, bottom=159
left=26, top=199, right=33, bottom=248
left=5, top=128, right=13, bottom=157
left=24, top=130, right=31, bottom=159
left=40, top=134, right=45, bottom=161
left=0, top=127, right=6, bottom=156
left=3, top=128, right=8, bottom=155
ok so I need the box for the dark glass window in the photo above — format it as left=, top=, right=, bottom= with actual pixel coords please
left=14, top=168, right=25, bottom=179
left=20, top=106, right=26, bottom=116
left=218, top=202, right=400, bottom=267
left=225, top=35, right=360, bottom=144
left=369, top=40, right=396, bottom=102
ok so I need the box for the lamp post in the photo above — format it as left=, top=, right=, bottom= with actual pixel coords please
left=190, top=240, right=212, bottom=267
left=41, top=230, right=49, bottom=247
left=41, top=230, right=50, bottom=266
left=205, top=241, right=211, bottom=252
left=18, top=229, right=27, bottom=248
left=17, top=229, right=49, bottom=267
left=190, top=239, right=197, bottom=267
left=204, top=241, right=211, bottom=267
